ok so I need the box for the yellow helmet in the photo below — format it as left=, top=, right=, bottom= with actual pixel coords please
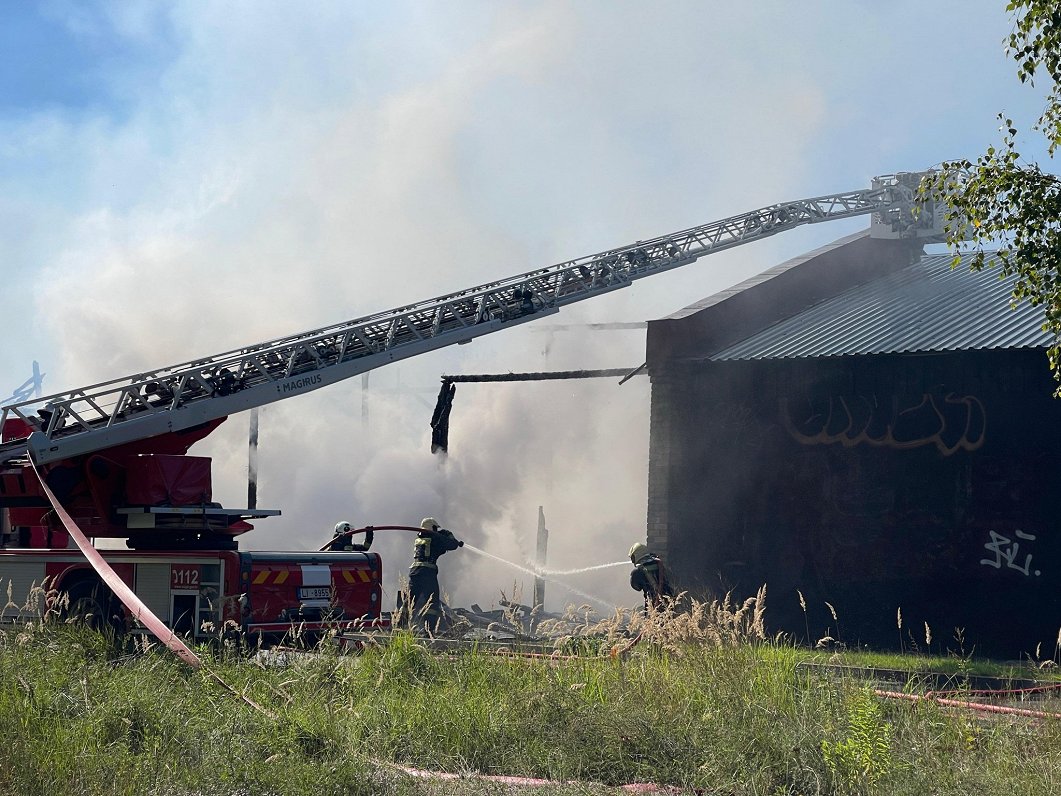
left=420, top=517, right=440, bottom=531
left=628, top=542, right=648, bottom=564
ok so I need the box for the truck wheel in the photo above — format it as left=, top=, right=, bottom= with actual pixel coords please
left=62, top=580, right=120, bottom=634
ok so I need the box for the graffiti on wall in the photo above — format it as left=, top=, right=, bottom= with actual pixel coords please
left=781, top=392, right=986, bottom=456
left=980, top=529, right=1041, bottom=577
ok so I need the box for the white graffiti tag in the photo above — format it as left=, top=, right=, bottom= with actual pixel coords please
left=980, top=530, right=1040, bottom=577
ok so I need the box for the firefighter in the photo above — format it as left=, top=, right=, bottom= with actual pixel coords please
left=628, top=542, right=673, bottom=611
left=408, top=516, right=463, bottom=632
left=328, top=521, right=373, bottom=552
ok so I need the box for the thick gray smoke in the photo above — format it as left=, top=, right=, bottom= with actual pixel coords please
left=202, top=324, right=652, bottom=612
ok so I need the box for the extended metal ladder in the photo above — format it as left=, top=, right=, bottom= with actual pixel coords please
left=0, top=172, right=939, bottom=466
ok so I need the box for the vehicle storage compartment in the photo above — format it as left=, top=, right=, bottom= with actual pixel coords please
left=125, top=455, right=213, bottom=506
left=243, top=551, right=384, bottom=634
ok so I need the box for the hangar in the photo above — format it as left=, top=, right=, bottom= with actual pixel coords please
left=645, top=231, right=1060, bottom=656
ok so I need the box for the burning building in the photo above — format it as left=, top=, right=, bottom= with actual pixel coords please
left=645, top=230, right=1060, bottom=657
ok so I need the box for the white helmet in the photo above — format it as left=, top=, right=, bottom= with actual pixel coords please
left=420, top=517, right=440, bottom=531
left=334, top=521, right=353, bottom=536
left=628, top=542, right=648, bottom=564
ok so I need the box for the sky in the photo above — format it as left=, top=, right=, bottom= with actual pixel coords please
left=0, top=0, right=1053, bottom=615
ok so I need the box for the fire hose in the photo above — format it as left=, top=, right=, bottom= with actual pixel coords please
left=28, top=458, right=276, bottom=716
left=382, top=761, right=700, bottom=793
left=875, top=688, right=1061, bottom=720
left=29, top=456, right=203, bottom=668
left=317, top=524, right=426, bottom=552
left=20, top=476, right=693, bottom=789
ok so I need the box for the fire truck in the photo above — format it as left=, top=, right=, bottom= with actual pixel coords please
left=0, top=172, right=944, bottom=644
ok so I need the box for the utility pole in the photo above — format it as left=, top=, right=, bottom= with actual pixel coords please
left=534, top=506, right=548, bottom=612
left=247, top=408, right=260, bottom=509
left=361, top=372, right=370, bottom=432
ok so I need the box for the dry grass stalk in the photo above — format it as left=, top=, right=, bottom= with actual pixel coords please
left=625, top=586, right=769, bottom=653
left=534, top=587, right=771, bottom=655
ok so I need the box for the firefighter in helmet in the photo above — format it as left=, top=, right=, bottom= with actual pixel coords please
left=328, top=521, right=373, bottom=552
left=628, top=542, right=673, bottom=611
left=408, top=517, right=463, bottom=632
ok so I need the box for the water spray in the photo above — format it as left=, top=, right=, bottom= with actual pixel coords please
left=533, top=561, right=628, bottom=576
left=462, top=542, right=617, bottom=609
left=319, top=527, right=621, bottom=610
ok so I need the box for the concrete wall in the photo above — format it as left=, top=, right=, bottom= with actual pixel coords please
left=646, top=348, right=1061, bottom=656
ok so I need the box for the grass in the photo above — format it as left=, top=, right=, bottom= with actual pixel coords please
left=1, top=587, right=1061, bottom=795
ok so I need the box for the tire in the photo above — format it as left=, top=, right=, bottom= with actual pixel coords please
left=62, top=579, right=121, bottom=635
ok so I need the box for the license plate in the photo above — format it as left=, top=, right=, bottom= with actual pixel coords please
left=298, top=587, right=331, bottom=600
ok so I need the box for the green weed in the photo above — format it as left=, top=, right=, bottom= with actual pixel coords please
left=1, top=585, right=1060, bottom=795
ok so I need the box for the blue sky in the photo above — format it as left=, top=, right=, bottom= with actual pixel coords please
left=0, top=2, right=178, bottom=116
left=0, top=1, right=1052, bottom=609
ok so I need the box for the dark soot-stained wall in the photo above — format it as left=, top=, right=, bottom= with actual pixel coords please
left=648, top=348, right=1061, bottom=657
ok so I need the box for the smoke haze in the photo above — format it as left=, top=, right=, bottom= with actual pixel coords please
left=0, top=2, right=1050, bottom=612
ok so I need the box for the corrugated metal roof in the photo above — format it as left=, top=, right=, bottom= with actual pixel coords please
left=711, top=252, right=1054, bottom=361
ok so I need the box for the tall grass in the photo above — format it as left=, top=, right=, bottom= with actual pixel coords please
left=1, top=585, right=1060, bottom=795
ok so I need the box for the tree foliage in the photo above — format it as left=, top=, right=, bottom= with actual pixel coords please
left=927, top=1, right=1061, bottom=393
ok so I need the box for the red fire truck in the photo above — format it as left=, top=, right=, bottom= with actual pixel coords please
left=0, top=414, right=384, bottom=641
left=0, top=172, right=941, bottom=645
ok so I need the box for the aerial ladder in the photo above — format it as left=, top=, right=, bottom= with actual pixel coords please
left=0, top=170, right=945, bottom=651
left=0, top=171, right=943, bottom=470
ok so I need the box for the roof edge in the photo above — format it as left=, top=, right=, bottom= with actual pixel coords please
left=647, top=231, right=923, bottom=367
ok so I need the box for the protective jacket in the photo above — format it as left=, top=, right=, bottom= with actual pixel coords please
left=408, top=529, right=461, bottom=631
left=630, top=553, right=673, bottom=609
left=329, top=527, right=373, bottom=552
left=410, top=529, right=460, bottom=572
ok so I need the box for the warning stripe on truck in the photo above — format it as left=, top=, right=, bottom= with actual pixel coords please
left=252, top=569, right=290, bottom=585
left=251, top=567, right=376, bottom=585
